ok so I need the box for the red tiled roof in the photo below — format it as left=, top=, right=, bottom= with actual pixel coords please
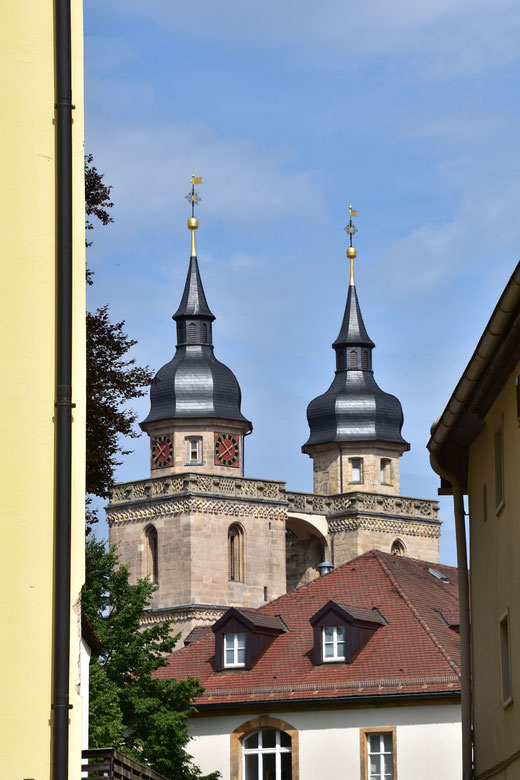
left=156, top=550, right=461, bottom=705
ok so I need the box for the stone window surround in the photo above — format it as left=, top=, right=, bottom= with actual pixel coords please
left=349, top=457, right=364, bottom=484
left=360, top=726, right=397, bottom=780
left=185, top=435, right=203, bottom=466
left=230, top=715, right=299, bottom=780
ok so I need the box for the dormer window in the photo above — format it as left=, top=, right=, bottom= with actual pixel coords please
left=310, top=600, right=385, bottom=665
left=213, top=607, right=287, bottom=672
left=224, top=632, right=246, bottom=668
left=323, top=626, right=346, bottom=662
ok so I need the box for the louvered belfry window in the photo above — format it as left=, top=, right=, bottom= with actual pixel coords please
left=188, top=322, right=196, bottom=343
left=362, top=350, right=369, bottom=369
left=337, top=351, right=346, bottom=370
left=202, top=323, right=208, bottom=343
left=349, top=350, right=358, bottom=368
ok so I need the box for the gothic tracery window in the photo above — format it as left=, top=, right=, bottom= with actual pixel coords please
left=391, top=539, right=406, bottom=557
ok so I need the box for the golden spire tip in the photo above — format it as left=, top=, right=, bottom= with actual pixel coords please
left=185, top=173, right=203, bottom=255
left=344, top=204, right=358, bottom=285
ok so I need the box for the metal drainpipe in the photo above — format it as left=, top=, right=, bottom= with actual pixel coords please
left=429, top=452, right=473, bottom=780
left=243, top=428, right=252, bottom=476
left=53, top=0, right=74, bottom=777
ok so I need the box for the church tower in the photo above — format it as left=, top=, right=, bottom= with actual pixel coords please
left=302, top=208, right=409, bottom=496
left=295, top=207, right=440, bottom=567
left=108, top=177, right=287, bottom=639
left=140, top=185, right=252, bottom=476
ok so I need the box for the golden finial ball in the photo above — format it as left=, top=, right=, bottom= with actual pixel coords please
left=347, top=246, right=357, bottom=259
left=187, top=217, right=199, bottom=230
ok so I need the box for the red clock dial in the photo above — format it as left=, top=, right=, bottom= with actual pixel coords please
left=151, top=434, right=174, bottom=469
left=214, top=433, right=240, bottom=468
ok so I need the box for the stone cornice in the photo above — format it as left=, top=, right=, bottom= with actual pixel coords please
left=107, top=472, right=440, bottom=535
left=140, top=604, right=226, bottom=627
left=328, top=515, right=441, bottom=539
left=287, top=490, right=439, bottom=523
left=107, top=494, right=287, bottom=525
left=110, top=472, right=285, bottom=506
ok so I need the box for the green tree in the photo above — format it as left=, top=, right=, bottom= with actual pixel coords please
left=84, top=154, right=154, bottom=528
left=84, top=537, right=220, bottom=780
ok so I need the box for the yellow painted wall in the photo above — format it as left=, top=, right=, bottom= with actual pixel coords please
left=0, top=2, right=85, bottom=778
left=468, top=359, right=520, bottom=778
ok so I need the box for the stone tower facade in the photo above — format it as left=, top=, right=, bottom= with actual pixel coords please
left=108, top=211, right=440, bottom=641
left=108, top=215, right=287, bottom=639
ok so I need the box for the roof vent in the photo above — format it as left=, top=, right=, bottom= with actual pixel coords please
left=428, top=567, right=448, bottom=583
left=318, top=562, right=334, bottom=576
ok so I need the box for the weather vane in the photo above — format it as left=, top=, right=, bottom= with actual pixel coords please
left=344, top=205, right=358, bottom=285
left=185, top=173, right=203, bottom=256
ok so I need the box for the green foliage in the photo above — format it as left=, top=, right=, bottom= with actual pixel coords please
left=86, top=306, right=153, bottom=503
left=84, top=537, right=220, bottom=780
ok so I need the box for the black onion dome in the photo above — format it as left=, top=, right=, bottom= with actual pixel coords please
left=141, top=255, right=251, bottom=429
left=303, top=279, right=408, bottom=449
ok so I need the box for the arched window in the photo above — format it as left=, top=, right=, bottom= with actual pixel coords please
left=145, top=525, right=159, bottom=582
left=349, top=350, right=358, bottom=368
left=337, top=350, right=346, bottom=371
left=391, top=539, right=406, bottom=557
left=231, top=717, right=298, bottom=780
left=201, top=323, right=208, bottom=343
left=188, top=322, right=196, bottom=343
left=362, top=350, right=369, bottom=369
left=228, top=523, right=244, bottom=582
left=243, top=729, right=292, bottom=779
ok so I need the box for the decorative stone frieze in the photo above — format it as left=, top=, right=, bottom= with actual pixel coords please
left=287, top=489, right=439, bottom=523
left=328, top=516, right=441, bottom=539
left=107, top=496, right=287, bottom=525
left=109, top=472, right=284, bottom=507
left=140, top=605, right=226, bottom=627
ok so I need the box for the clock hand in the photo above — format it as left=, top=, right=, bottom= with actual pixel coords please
left=220, top=442, right=235, bottom=458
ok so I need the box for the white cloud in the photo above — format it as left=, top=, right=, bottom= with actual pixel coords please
left=87, top=120, right=324, bottom=232
left=96, top=0, right=520, bottom=79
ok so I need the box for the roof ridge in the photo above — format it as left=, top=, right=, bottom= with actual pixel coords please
left=374, top=551, right=461, bottom=678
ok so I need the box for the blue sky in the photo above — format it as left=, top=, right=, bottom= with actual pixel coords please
left=85, top=1, right=520, bottom=565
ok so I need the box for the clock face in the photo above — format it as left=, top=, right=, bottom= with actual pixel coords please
left=214, top=433, right=240, bottom=468
left=151, top=434, right=174, bottom=469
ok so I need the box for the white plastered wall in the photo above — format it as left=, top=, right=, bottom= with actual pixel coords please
left=188, top=702, right=461, bottom=780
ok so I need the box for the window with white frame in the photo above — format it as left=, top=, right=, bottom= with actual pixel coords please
left=186, top=437, right=202, bottom=464
left=243, top=729, right=292, bottom=779
left=366, top=732, right=394, bottom=779
left=322, top=625, right=345, bottom=661
left=224, top=632, right=246, bottom=667
left=350, top=457, right=363, bottom=484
